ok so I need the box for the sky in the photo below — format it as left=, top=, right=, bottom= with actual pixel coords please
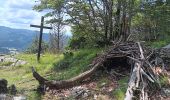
left=0, top=0, right=71, bottom=35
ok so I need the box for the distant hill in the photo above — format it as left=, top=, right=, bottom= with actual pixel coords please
left=0, top=26, right=49, bottom=51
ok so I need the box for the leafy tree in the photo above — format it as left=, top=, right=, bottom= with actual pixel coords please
left=34, top=0, right=66, bottom=52
left=131, top=0, right=170, bottom=41
left=33, top=0, right=170, bottom=48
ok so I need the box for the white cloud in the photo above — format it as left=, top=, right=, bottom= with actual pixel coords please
left=0, top=0, right=45, bottom=30
left=0, top=0, right=71, bottom=35
left=5, top=0, right=35, bottom=10
left=64, top=26, right=72, bottom=36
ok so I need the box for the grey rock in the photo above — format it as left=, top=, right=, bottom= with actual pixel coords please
left=163, top=44, right=170, bottom=49
left=0, top=79, right=8, bottom=94
left=159, top=48, right=170, bottom=58
left=0, top=56, right=27, bottom=68
left=0, top=94, right=13, bottom=100
left=11, top=60, right=27, bottom=67
left=0, top=94, right=6, bottom=100
left=94, top=94, right=98, bottom=100
left=158, top=48, right=170, bottom=67
left=70, top=86, right=90, bottom=98
left=13, top=95, right=26, bottom=100
left=162, top=88, right=170, bottom=96
left=82, top=92, right=88, bottom=98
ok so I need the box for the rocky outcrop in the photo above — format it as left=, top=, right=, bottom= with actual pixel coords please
left=13, top=95, right=26, bottom=100
left=0, top=56, right=27, bottom=68
left=0, top=94, right=26, bottom=100
left=0, top=79, right=8, bottom=94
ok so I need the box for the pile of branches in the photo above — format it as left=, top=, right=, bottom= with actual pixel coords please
left=32, top=42, right=166, bottom=100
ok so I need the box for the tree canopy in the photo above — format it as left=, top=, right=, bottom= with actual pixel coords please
left=33, top=0, right=170, bottom=48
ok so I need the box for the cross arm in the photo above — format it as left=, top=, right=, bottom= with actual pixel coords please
left=30, top=24, right=52, bottom=29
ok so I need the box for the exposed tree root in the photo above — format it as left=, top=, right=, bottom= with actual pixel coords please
left=32, top=62, right=102, bottom=89
left=32, top=48, right=110, bottom=89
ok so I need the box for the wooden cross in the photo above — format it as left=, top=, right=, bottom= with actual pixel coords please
left=30, top=16, right=52, bottom=62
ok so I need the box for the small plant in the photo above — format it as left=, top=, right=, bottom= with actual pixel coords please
left=97, top=77, right=109, bottom=88
left=160, top=75, right=170, bottom=87
left=57, top=61, right=70, bottom=70
left=113, top=77, right=128, bottom=100
left=63, top=50, right=73, bottom=58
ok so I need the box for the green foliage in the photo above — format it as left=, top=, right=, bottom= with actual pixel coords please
left=25, top=35, right=49, bottom=54
left=148, top=41, right=167, bottom=48
left=34, top=0, right=135, bottom=48
left=27, top=91, right=42, bottom=100
left=63, top=50, right=73, bottom=57
left=113, top=77, right=128, bottom=100
left=147, top=35, right=170, bottom=48
left=0, top=48, right=101, bottom=96
left=160, top=75, right=170, bottom=87
left=97, top=77, right=109, bottom=88
left=68, top=37, right=86, bottom=49
left=50, top=48, right=101, bottom=80
left=132, top=0, right=170, bottom=42
left=0, top=61, right=13, bottom=66
left=33, top=0, right=170, bottom=49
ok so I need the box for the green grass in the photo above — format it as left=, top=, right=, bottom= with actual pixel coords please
left=0, top=61, right=13, bottom=66
left=160, top=75, right=170, bottom=87
left=113, top=76, right=128, bottom=100
left=0, top=48, right=101, bottom=99
left=0, top=53, right=62, bottom=92
left=50, top=49, right=101, bottom=80
left=147, top=35, right=170, bottom=48
left=147, top=40, right=167, bottom=48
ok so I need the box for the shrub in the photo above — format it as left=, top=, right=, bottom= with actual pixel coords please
left=25, top=35, right=49, bottom=54
left=63, top=50, right=73, bottom=57
left=68, top=37, right=86, bottom=49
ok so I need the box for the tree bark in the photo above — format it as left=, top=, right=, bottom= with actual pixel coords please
left=114, top=0, right=121, bottom=40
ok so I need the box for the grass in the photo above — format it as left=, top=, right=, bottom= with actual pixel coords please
left=0, top=61, right=13, bottom=66
left=0, top=47, right=131, bottom=99
left=50, top=49, right=101, bottom=80
left=113, top=76, right=128, bottom=100
left=0, top=48, right=102, bottom=99
left=160, top=75, right=170, bottom=87
left=147, top=35, right=170, bottom=48
left=147, top=40, right=167, bottom=48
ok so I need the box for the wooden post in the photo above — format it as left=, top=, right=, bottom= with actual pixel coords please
left=30, top=16, right=52, bottom=62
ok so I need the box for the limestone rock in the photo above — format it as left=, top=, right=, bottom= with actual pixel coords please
left=70, top=86, right=90, bottom=99
left=13, top=95, right=26, bottom=100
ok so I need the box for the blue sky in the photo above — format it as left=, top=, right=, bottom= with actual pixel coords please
left=0, top=0, right=71, bottom=34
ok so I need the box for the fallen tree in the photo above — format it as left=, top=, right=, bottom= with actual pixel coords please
left=32, top=42, right=166, bottom=99
left=32, top=48, right=110, bottom=89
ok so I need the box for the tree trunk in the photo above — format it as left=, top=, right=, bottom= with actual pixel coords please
left=114, top=0, right=121, bottom=40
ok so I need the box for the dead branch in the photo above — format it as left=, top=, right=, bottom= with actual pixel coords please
left=125, top=42, right=162, bottom=100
